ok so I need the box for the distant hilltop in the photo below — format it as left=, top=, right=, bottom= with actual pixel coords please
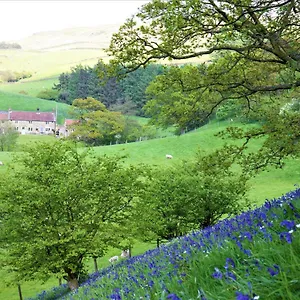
left=16, top=24, right=122, bottom=51
left=0, top=41, right=22, bottom=49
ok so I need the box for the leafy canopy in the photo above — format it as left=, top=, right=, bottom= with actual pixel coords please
left=0, top=141, right=144, bottom=289
left=108, top=0, right=300, bottom=170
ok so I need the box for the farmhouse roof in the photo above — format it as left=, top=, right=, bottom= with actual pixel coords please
left=0, top=112, right=8, bottom=120
left=64, top=119, right=78, bottom=126
left=9, top=111, right=56, bottom=122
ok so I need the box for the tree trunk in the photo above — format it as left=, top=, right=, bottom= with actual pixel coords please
left=64, top=269, right=79, bottom=291
left=157, top=238, right=160, bottom=248
left=93, top=257, right=98, bottom=272
left=67, top=276, right=79, bottom=291
left=17, top=283, right=23, bottom=300
left=58, top=278, right=62, bottom=286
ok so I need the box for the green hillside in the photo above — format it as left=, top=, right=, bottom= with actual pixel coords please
left=0, top=76, right=59, bottom=98
left=0, top=120, right=299, bottom=300
left=0, top=120, right=298, bottom=204
left=0, top=49, right=107, bottom=80
left=0, top=90, right=70, bottom=124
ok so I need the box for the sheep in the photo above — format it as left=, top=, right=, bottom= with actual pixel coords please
left=108, top=255, right=119, bottom=263
left=166, top=154, right=173, bottom=159
left=0, top=161, right=3, bottom=166
left=120, top=249, right=130, bottom=258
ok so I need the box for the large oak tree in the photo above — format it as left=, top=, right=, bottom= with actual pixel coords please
left=107, top=0, right=300, bottom=170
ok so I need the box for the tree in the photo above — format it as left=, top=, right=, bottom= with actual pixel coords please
left=107, top=0, right=300, bottom=169
left=69, top=97, right=126, bottom=145
left=36, top=89, right=59, bottom=101
left=0, top=122, right=19, bottom=151
left=0, top=141, right=144, bottom=290
left=119, top=64, right=164, bottom=115
left=133, top=146, right=249, bottom=247
left=144, top=64, right=213, bottom=134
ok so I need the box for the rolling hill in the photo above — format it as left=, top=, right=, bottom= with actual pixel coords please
left=17, top=24, right=122, bottom=51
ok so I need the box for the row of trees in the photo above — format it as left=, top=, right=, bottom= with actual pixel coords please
left=0, top=42, right=21, bottom=49
left=39, top=63, right=164, bottom=116
left=0, top=140, right=249, bottom=290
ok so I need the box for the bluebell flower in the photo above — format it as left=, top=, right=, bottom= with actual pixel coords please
left=167, top=293, right=181, bottom=299
left=280, top=220, right=295, bottom=231
left=225, top=257, right=236, bottom=269
left=279, top=232, right=293, bottom=243
left=267, top=264, right=280, bottom=276
left=212, top=267, right=223, bottom=279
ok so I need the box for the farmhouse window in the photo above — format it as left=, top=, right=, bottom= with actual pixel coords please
left=29, top=121, right=33, bottom=124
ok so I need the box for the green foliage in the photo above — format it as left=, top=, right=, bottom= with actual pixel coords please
left=145, top=64, right=213, bottom=133
left=0, top=70, right=32, bottom=83
left=0, top=122, right=19, bottom=151
left=0, top=140, right=145, bottom=289
left=36, top=89, right=59, bottom=101
left=134, top=146, right=249, bottom=244
left=108, top=0, right=300, bottom=167
left=68, top=97, right=125, bottom=145
left=54, top=62, right=163, bottom=115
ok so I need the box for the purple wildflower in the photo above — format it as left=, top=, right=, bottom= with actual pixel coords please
left=280, top=220, right=295, bottom=231
left=167, top=293, right=181, bottom=300
left=279, top=232, right=293, bottom=243
left=267, top=264, right=280, bottom=276
left=212, top=267, right=223, bottom=279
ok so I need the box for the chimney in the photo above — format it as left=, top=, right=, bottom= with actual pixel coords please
left=37, top=107, right=40, bottom=114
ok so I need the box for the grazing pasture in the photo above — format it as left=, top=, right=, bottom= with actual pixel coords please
left=0, top=76, right=59, bottom=98
left=0, top=49, right=107, bottom=80
left=0, top=121, right=299, bottom=300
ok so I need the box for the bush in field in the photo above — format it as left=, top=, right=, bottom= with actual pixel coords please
left=36, top=89, right=59, bottom=101
left=0, top=122, right=19, bottom=151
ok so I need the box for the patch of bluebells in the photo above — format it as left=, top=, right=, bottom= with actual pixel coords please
left=30, top=188, right=300, bottom=299
left=26, top=284, right=69, bottom=300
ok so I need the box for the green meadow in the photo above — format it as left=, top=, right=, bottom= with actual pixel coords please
left=0, top=44, right=298, bottom=299
left=0, top=49, right=107, bottom=80
left=0, top=77, right=59, bottom=98
left=0, top=120, right=299, bottom=300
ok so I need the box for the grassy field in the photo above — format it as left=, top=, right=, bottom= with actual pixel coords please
left=0, top=49, right=107, bottom=80
left=0, top=121, right=299, bottom=300
left=0, top=77, right=59, bottom=98
left=0, top=120, right=298, bottom=202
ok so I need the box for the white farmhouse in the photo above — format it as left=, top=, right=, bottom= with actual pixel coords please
left=0, top=109, right=57, bottom=135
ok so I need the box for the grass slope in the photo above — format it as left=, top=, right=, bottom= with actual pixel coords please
left=0, top=49, right=107, bottom=80
left=0, top=90, right=71, bottom=124
left=0, top=121, right=299, bottom=300
left=0, top=77, right=59, bottom=98
left=42, top=188, right=300, bottom=300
